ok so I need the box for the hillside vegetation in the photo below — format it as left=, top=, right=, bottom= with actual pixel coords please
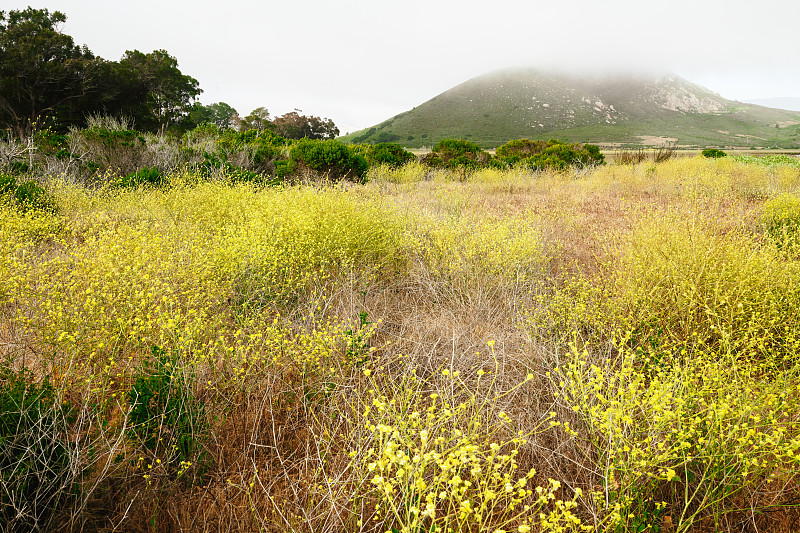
left=342, top=69, right=800, bottom=149
left=2, top=156, right=800, bottom=531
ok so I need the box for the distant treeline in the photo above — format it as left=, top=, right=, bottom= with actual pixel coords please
left=0, top=7, right=339, bottom=138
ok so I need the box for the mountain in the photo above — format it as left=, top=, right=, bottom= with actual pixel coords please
left=743, top=97, right=800, bottom=112
left=341, top=69, right=800, bottom=148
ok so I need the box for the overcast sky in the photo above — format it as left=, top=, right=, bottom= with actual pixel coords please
left=19, top=0, right=800, bottom=133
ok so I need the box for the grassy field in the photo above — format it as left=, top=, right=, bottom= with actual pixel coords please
left=2, top=157, right=800, bottom=532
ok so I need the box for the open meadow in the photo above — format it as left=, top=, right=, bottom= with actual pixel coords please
left=3, top=156, right=800, bottom=532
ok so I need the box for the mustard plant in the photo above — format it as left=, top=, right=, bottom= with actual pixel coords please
left=348, top=355, right=585, bottom=533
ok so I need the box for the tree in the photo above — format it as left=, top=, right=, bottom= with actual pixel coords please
left=272, top=110, right=339, bottom=140
left=0, top=8, right=98, bottom=136
left=234, top=107, right=272, bottom=131
left=187, top=101, right=238, bottom=129
left=117, top=49, right=201, bottom=133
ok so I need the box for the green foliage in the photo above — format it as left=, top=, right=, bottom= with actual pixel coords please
left=496, top=138, right=604, bottom=170
left=0, top=8, right=97, bottom=135
left=118, top=167, right=163, bottom=188
left=422, top=139, right=492, bottom=178
left=701, top=148, right=727, bottom=158
left=274, top=159, right=293, bottom=179
left=127, top=347, right=208, bottom=479
left=365, top=142, right=415, bottom=168
left=0, top=8, right=203, bottom=135
left=272, top=110, right=339, bottom=140
left=433, top=138, right=485, bottom=161
left=447, top=154, right=481, bottom=172
left=116, top=49, right=202, bottom=133
left=495, top=138, right=548, bottom=159
left=217, top=129, right=286, bottom=167
left=71, top=125, right=146, bottom=175
left=731, top=154, right=800, bottom=168
left=0, top=172, right=16, bottom=196
left=235, top=106, right=272, bottom=132
left=13, top=181, right=58, bottom=213
left=288, top=138, right=368, bottom=182
left=186, top=101, right=238, bottom=130
left=180, top=126, right=289, bottom=181
left=422, top=138, right=604, bottom=176
left=0, top=361, right=77, bottom=531
left=419, top=153, right=444, bottom=168
left=345, top=310, right=372, bottom=365
left=33, top=129, right=68, bottom=155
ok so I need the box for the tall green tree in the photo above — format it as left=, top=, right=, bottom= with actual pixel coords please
left=234, top=106, right=273, bottom=131
left=187, top=101, right=238, bottom=129
left=117, top=49, right=201, bottom=133
left=0, top=8, right=98, bottom=136
left=272, top=110, right=339, bottom=140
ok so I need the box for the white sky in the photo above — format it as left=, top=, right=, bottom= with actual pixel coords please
left=18, top=0, right=800, bottom=133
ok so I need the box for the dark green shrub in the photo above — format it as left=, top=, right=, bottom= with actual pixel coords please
left=495, top=139, right=548, bottom=159
left=540, top=142, right=585, bottom=168
left=13, top=181, right=58, bottom=213
left=274, top=159, right=293, bottom=179
left=226, top=166, right=280, bottom=187
left=420, top=139, right=493, bottom=176
left=216, top=129, right=287, bottom=172
left=191, top=122, right=221, bottom=138
left=127, top=347, right=208, bottom=482
left=583, top=144, right=604, bottom=164
left=0, top=362, right=78, bottom=531
left=432, top=139, right=487, bottom=163
left=496, top=138, right=604, bottom=170
left=288, top=139, right=369, bottom=182
left=419, top=153, right=444, bottom=168
left=81, top=161, right=100, bottom=174
left=185, top=127, right=289, bottom=178
left=73, top=127, right=146, bottom=175
left=54, top=149, right=74, bottom=161
left=9, top=160, right=29, bottom=174
left=702, top=148, right=727, bottom=158
left=117, top=166, right=163, bottom=188
left=447, top=155, right=481, bottom=171
left=33, top=130, right=69, bottom=159
left=365, top=142, right=415, bottom=168
left=0, top=172, right=16, bottom=196
left=227, top=166, right=261, bottom=184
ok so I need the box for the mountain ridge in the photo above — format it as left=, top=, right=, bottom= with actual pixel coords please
left=743, top=97, right=800, bottom=112
left=341, top=69, right=800, bottom=149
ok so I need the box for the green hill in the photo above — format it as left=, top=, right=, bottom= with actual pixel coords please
left=341, top=69, right=800, bottom=149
